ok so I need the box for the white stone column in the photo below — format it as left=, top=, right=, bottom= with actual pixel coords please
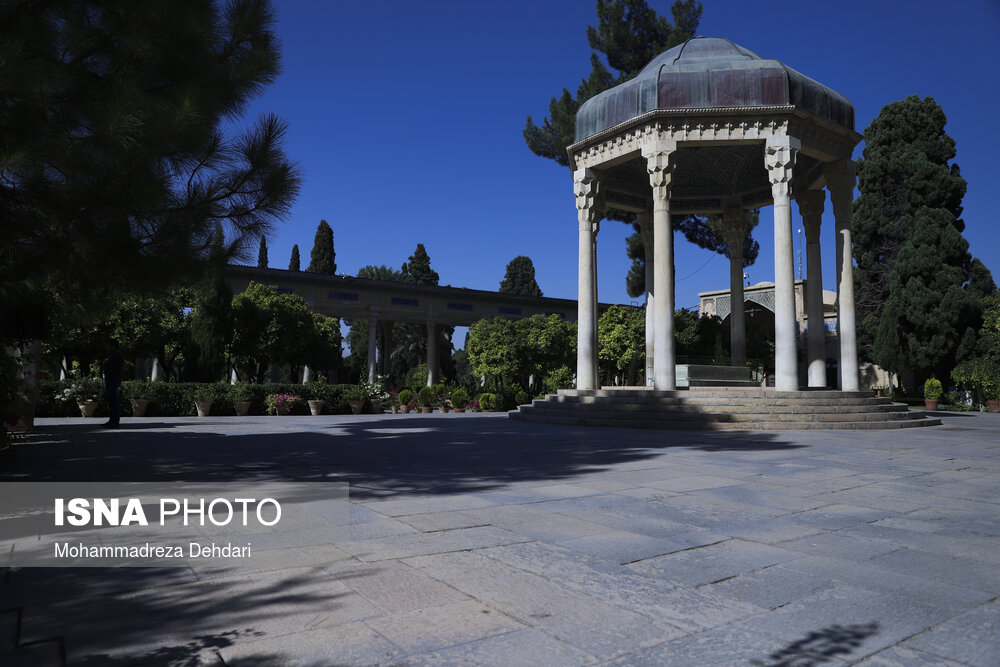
left=765, top=136, right=801, bottom=391
left=60, top=356, right=69, bottom=380
left=302, top=365, right=313, bottom=383
left=797, top=189, right=827, bottom=388
left=574, top=168, right=601, bottom=391
left=644, top=144, right=677, bottom=390
left=722, top=207, right=747, bottom=368
left=367, top=316, right=377, bottom=383
left=638, top=211, right=654, bottom=386
left=151, top=356, right=164, bottom=381
left=426, top=318, right=439, bottom=386
left=827, top=160, right=860, bottom=391
left=591, top=221, right=600, bottom=389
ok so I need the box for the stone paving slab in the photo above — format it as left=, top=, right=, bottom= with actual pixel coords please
left=1, top=411, right=999, bottom=665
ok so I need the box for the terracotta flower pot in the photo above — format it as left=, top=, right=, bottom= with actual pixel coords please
left=924, top=399, right=938, bottom=411
left=78, top=401, right=98, bottom=418
left=420, top=406, right=432, bottom=414
left=988, top=400, right=1000, bottom=413
left=400, top=405, right=410, bottom=414
left=130, top=399, right=149, bottom=417
left=308, top=400, right=324, bottom=416
left=234, top=401, right=251, bottom=416
left=454, top=408, right=465, bottom=413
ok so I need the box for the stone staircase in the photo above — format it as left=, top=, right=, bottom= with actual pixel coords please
left=509, top=387, right=941, bottom=430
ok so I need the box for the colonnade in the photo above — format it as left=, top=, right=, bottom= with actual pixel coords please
left=573, top=137, right=859, bottom=393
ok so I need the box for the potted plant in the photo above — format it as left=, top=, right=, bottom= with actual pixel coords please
left=265, top=393, right=300, bottom=416
left=478, top=393, right=497, bottom=412
left=124, top=383, right=151, bottom=417
left=386, top=388, right=400, bottom=414
left=417, top=386, right=433, bottom=414
left=193, top=385, right=214, bottom=417
left=304, top=380, right=327, bottom=416
left=451, top=388, right=468, bottom=413
left=345, top=385, right=367, bottom=414
left=398, top=389, right=413, bottom=414
left=924, top=377, right=943, bottom=411
left=62, top=376, right=102, bottom=417
left=229, top=382, right=254, bottom=416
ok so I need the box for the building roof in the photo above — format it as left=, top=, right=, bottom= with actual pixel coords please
left=575, top=36, right=854, bottom=142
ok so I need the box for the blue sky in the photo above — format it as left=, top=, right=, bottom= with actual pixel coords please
left=242, top=0, right=1000, bottom=347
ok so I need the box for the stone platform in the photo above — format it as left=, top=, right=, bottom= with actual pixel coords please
left=510, top=388, right=941, bottom=430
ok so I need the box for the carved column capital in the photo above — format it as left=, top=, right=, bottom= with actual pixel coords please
left=722, top=206, right=746, bottom=259
left=644, top=148, right=676, bottom=202
left=796, top=189, right=825, bottom=243
left=824, top=159, right=856, bottom=224
left=574, top=168, right=603, bottom=231
left=765, top=137, right=801, bottom=200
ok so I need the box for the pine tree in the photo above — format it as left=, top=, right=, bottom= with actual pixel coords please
left=499, top=256, right=543, bottom=297
left=0, top=0, right=300, bottom=331
left=257, top=237, right=269, bottom=269
left=854, top=95, right=995, bottom=386
left=191, top=225, right=233, bottom=381
left=308, top=220, right=336, bottom=274
left=400, top=244, right=439, bottom=286
left=289, top=244, right=300, bottom=271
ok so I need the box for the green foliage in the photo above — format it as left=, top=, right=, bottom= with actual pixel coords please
left=401, top=244, right=440, bottom=286
left=499, top=256, right=543, bottom=297
left=598, top=305, right=645, bottom=384
left=258, top=237, right=269, bottom=269
left=406, top=364, right=429, bottom=392
left=60, top=374, right=104, bottom=404
left=398, top=389, right=414, bottom=406
left=467, top=315, right=576, bottom=395
left=924, top=378, right=943, bottom=401
left=230, top=282, right=320, bottom=381
left=308, top=220, right=336, bottom=274
left=515, top=390, right=530, bottom=406
left=39, top=380, right=356, bottom=417
left=952, top=292, right=1000, bottom=400
left=451, top=388, right=469, bottom=409
left=229, top=382, right=255, bottom=403
left=108, top=286, right=192, bottom=379
left=854, top=96, right=995, bottom=385
left=190, top=258, right=234, bottom=382
left=417, top=386, right=433, bottom=407
left=542, top=366, right=576, bottom=394
left=289, top=245, right=300, bottom=271
left=1, top=1, right=300, bottom=344
left=478, top=393, right=498, bottom=411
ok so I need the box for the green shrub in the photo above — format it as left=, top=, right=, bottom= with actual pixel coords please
left=478, top=393, right=497, bottom=411
left=924, top=377, right=943, bottom=401
left=542, top=365, right=575, bottom=395
left=398, top=389, right=413, bottom=406
left=417, top=386, right=433, bottom=407
left=229, top=382, right=254, bottom=403
left=451, top=388, right=468, bottom=409
left=514, top=390, right=530, bottom=406
left=407, top=364, right=428, bottom=392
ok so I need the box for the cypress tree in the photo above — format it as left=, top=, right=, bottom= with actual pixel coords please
left=257, top=237, right=269, bottom=269
left=308, top=220, right=336, bottom=274
left=289, top=244, right=300, bottom=271
left=854, top=95, right=995, bottom=386
left=499, top=256, right=543, bottom=297
left=400, top=244, right=439, bottom=286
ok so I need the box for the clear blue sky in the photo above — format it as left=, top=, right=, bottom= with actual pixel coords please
left=242, top=0, right=1000, bottom=347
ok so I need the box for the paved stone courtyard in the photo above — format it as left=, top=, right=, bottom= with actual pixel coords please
left=2, top=411, right=998, bottom=665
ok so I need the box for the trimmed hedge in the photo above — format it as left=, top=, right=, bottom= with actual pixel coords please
left=36, top=380, right=358, bottom=417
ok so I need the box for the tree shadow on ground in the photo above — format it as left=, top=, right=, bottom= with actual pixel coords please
left=2, top=416, right=802, bottom=500
left=751, top=622, right=881, bottom=666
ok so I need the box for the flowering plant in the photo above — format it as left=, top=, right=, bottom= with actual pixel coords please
left=264, top=393, right=301, bottom=414
left=61, top=373, right=103, bottom=404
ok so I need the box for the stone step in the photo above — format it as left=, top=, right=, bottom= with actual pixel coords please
left=545, top=395, right=895, bottom=408
left=517, top=404, right=924, bottom=423
left=509, top=411, right=942, bottom=431
left=526, top=401, right=910, bottom=416
left=557, top=388, right=879, bottom=400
